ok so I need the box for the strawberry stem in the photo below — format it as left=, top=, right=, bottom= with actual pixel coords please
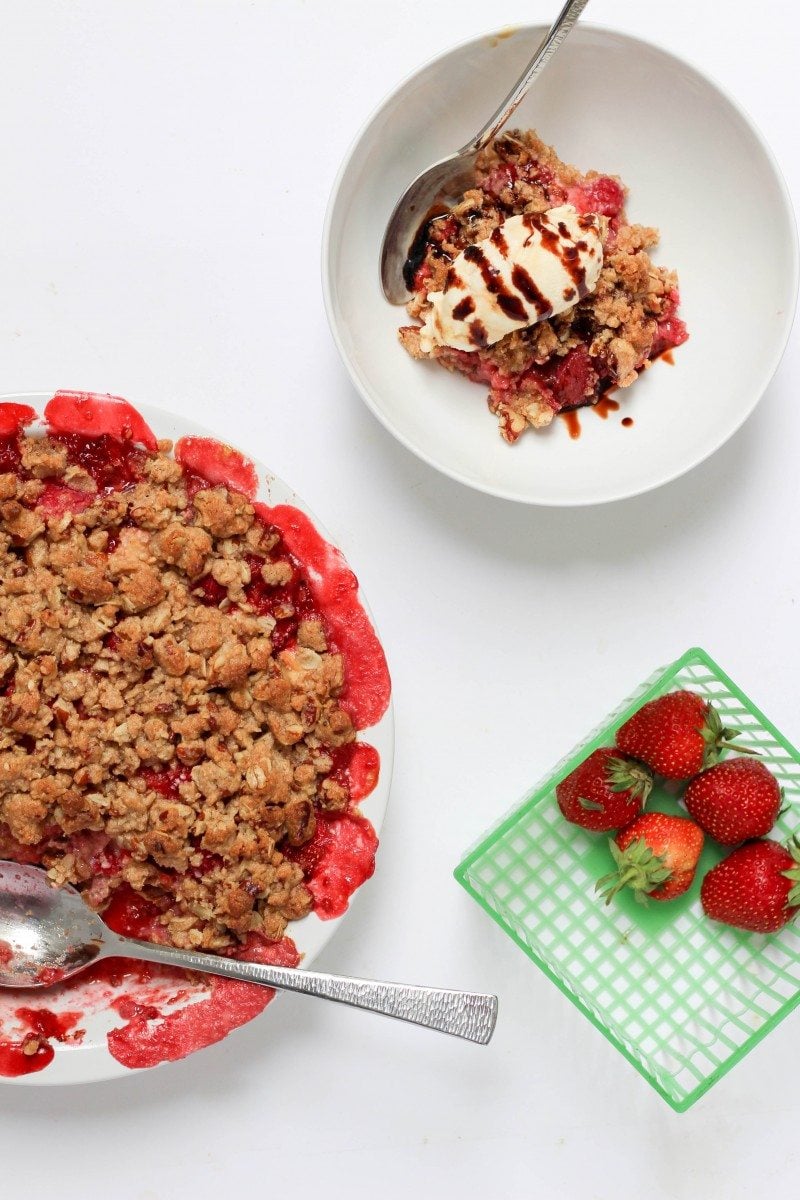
left=720, top=739, right=760, bottom=757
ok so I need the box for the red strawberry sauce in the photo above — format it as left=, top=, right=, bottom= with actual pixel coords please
left=0, top=1006, right=83, bottom=1077
left=0, top=393, right=391, bottom=1075
left=283, top=812, right=379, bottom=920
left=0, top=1038, right=56, bottom=1077
left=173, top=435, right=258, bottom=497
left=43, top=390, right=158, bottom=450
left=257, top=504, right=389, bottom=729
left=0, top=403, right=36, bottom=472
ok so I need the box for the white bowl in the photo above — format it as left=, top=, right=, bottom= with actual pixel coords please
left=0, top=392, right=394, bottom=1086
left=323, top=25, right=798, bottom=506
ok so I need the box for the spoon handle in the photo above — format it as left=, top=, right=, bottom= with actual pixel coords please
left=465, top=0, right=590, bottom=153
left=118, top=937, right=498, bottom=1045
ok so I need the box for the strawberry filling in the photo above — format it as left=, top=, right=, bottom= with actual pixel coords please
left=439, top=342, right=602, bottom=413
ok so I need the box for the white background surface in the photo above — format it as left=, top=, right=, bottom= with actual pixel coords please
left=0, top=1, right=798, bottom=1196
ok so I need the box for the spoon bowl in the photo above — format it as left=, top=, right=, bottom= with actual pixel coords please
left=0, top=861, right=104, bottom=987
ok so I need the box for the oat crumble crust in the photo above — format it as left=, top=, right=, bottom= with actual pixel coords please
left=0, top=435, right=358, bottom=953
left=398, top=130, right=683, bottom=442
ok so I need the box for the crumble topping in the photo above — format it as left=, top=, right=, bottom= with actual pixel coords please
left=0, top=434, right=359, bottom=952
left=399, top=129, right=686, bottom=442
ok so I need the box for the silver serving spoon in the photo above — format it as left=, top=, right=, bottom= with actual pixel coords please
left=380, top=0, right=590, bottom=303
left=0, top=862, right=497, bottom=1044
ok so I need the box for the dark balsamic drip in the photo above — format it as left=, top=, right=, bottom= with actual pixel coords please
left=621, top=417, right=634, bottom=428
left=469, top=319, right=489, bottom=348
left=560, top=243, right=587, bottom=291
left=563, top=286, right=577, bottom=301
left=463, top=243, right=528, bottom=323
left=462, top=243, right=532, bottom=324
left=443, top=267, right=464, bottom=294
left=462, top=243, right=497, bottom=284
left=496, top=294, right=528, bottom=322
left=521, top=211, right=539, bottom=246
left=593, top=394, right=620, bottom=419
left=402, top=205, right=450, bottom=291
left=490, top=226, right=509, bottom=257
left=561, top=410, right=582, bottom=440
left=511, top=264, right=551, bottom=318
left=522, top=211, right=589, bottom=293
left=451, top=296, right=475, bottom=321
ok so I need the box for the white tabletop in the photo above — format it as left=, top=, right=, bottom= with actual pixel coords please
left=1, top=1, right=798, bottom=1195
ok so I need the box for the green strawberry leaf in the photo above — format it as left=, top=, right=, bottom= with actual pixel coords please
left=596, top=836, right=671, bottom=905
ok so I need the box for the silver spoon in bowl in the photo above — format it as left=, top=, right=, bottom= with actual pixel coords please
left=0, top=861, right=497, bottom=1044
left=380, top=0, right=590, bottom=304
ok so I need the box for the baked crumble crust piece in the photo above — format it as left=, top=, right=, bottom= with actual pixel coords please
left=398, top=129, right=687, bottom=442
left=0, top=434, right=359, bottom=953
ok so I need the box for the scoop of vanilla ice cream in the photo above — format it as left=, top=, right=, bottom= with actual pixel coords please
left=418, top=205, right=603, bottom=354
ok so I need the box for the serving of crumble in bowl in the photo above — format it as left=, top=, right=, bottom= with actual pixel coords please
left=0, top=391, right=393, bottom=1084
left=324, top=25, right=798, bottom=505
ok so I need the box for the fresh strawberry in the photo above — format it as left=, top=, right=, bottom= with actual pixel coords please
left=556, top=748, right=652, bottom=832
left=684, top=758, right=781, bottom=845
left=615, top=690, right=749, bottom=780
left=596, top=812, right=704, bottom=904
left=700, top=838, right=800, bottom=932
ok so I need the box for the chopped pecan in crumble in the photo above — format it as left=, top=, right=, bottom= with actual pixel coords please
left=0, top=435, right=359, bottom=953
left=399, top=129, right=687, bottom=442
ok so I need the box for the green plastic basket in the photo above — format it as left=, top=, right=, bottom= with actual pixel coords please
left=455, top=648, right=800, bottom=1112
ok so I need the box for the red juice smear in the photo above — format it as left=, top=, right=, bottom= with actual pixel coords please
left=257, top=504, right=390, bottom=730
left=0, top=404, right=35, bottom=472
left=0, top=403, right=36, bottom=436
left=284, top=812, right=378, bottom=920
left=327, top=742, right=380, bottom=803
left=0, top=1039, right=54, bottom=1076
left=44, top=391, right=157, bottom=450
left=174, top=436, right=258, bottom=499
left=107, top=935, right=300, bottom=1069
left=14, top=1007, right=82, bottom=1043
left=111, top=998, right=161, bottom=1023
